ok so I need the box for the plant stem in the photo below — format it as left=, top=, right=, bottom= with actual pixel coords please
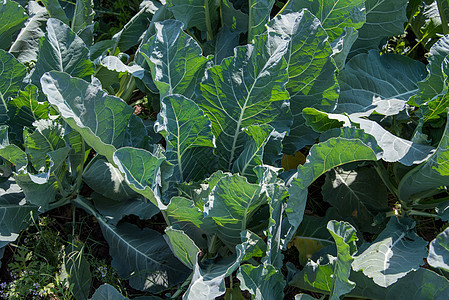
left=248, top=0, right=253, bottom=43
left=407, top=33, right=429, bottom=56
left=161, top=209, right=171, bottom=227
left=48, top=197, right=71, bottom=210
left=73, top=196, right=100, bottom=219
left=52, top=172, right=70, bottom=199
left=407, top=210, right=439, bottom=218
left=171, top=273, right=193, bottom=299
left=74, top=136, right=86, bottom=194
left=0, top=93, right=8, bottom=114
left=208, top=234, right=218, bottom=256
left=437, top=0, right=449, bottom=35
left=204, top=0, right=214, bottom=41
left=72, top=206, right=76, bottom=245
left=373, top=161, right=399, bottom=199
left=275, top=0, right=289, bottom=17
left=409, top=189, right=443, bottom=207
left=83, top=152, right=100, bottom=174
left=229, top=273, right=233, bottom=295
left=116, top=73, right=136, bottom=102
left=219, top=0, right=224, bottom=28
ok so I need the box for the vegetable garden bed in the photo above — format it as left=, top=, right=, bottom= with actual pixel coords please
left=1, top=0, right=449, bottom=299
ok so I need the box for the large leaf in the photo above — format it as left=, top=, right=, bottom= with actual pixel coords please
left=139, top=20, right=211, bottom=100
left=290, top=221, right=358, bottom=299
left=196, top=31, right=290, bottom=170
left=281, top=0, right=366, bottom=41
left=112, top=1, right=160, bottom=52
left=123, top=115, right=156, bottom=150
left=256, top=166, right=287, bottom=267
left=290, top=210, right=335, bottom=265
left=266, top=11, right=338, bottom=152
left=105, top=222, right=189, bottom=291
left=14, top=172, right=59, bottom=211
left=302, top=107, right=349, bottom=133
left=176, top=170, right=229, bottom=208
left=276, top=10, right=336, bottom=105
left=322, top=167, right=389, bottom=233
left=71, top=0, right=94, bottom=34
left=0, top=179, right=38, bottom=248
left=409, top=1, right=445, bottom=52
left=350, top=116, right=435, bottom=166
left=238, top=230, right=267, bottom=261
left=9, top=1, right=49, bottom=64
left=166, top=196, right=204, bottom=228
left=184, top=254, right=242, bottom=300
left=418, top=56, right=449, bottom=125
left=155, top=94, right=215, bottom=183
left=166, top=0, right=219, bottom=39
left=165, top=196, right=213, bottom=249
left=164, top=226, right=200, bottom=269
left=34, top=143, right=70, bottom=180
left=99, top=56, right=144, bottom=78
left=351, top=267, right=449, bottom=299
left=7, top=85, right=55, bottom=140
left=330, top=27, right=359, bottom=70
left=327, top=221, right=357, bottom=300
left=213, top=27, right=240, bottom=64
left=287, top=135, right=380, bottom=240
left=414, top=35, right=449, bottom=105
left=90, top=284, right=128, bottom=300
left=92, top=193, right=159, bottom=226
left=289, top=255, right=337, bottom=296
left=352, top=217, right=427, bottom=287
left=74, top=196, right=189, bottom=292
left=94, top=58, right=137, bottom=96
left=248, top=0, right=275, bottom=42
left=183, top=234, right=264, bottom=300
left=0, top=125, right=28, bottom=171
left=293, top=265, right=449, bottom=299
left=41, top=71, right=134, bottom=162
left=82, top=158, right=139, bottom=201
left=40, top=0, right=69, bottom=24
left=0, top=50, right=27, bottom=123
left=350, top=0, right=408, bottom=56
left=335, top=51, right=428, bottom=117
left=89, top=40, right=115, bottom=63
left=221, top=2, right=248, bottom=34
left=0, top=0, right=28, bottom=50
left=204, top=174, right=266, bottom=247
left=24, top=119, right=66, bottom=172
left=398, top=112, right=449, bottom=203
left=237, top=264, right=285, bottom=300
left=232, top=124, right=274, bottom=182
left=428, top=227, right=449, bottom=272
left=31, top=18, right=94, bottom=88
left=305, top=107, right=431, bottom=170
left=63, top=240, right=92, bottom=300
left=112, top=147, right=168, bottom=209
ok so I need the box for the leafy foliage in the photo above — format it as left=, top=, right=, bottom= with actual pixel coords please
left=2, top=0, right=449, bottom=299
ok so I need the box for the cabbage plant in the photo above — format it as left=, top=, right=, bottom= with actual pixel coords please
left=1, top=0, right=449, bottom=299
